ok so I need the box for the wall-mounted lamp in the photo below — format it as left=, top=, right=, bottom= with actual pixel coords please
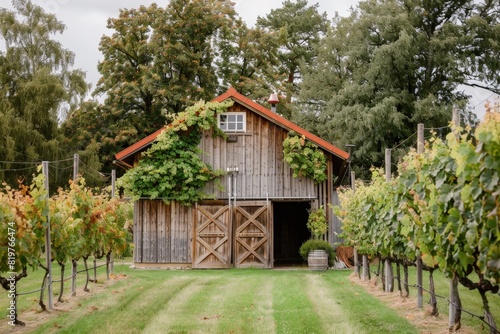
left=226, top=166, right=239, bottom=173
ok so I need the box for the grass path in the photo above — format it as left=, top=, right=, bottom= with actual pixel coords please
left=272, top=272, right=323, bottom=333
left=2, top=267, right=420, bottom=334
left=305, top=274, right=360, bottom=334
left=141, top=276, right=212, bottom=333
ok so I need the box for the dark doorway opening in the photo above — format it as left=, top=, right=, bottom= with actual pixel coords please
left=273, top=201, right=310, bottom=266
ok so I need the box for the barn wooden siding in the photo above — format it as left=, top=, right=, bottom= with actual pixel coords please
left=329, top=189, right=342, bottom=246
left=134, top=200, right=193, bottom=263
left=134, top=199, right=274, bottom=268
left=201, top=103, right=318, bottom=200
left=132, top=104, right=345, bottom=265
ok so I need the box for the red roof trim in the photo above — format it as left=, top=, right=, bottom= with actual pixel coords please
left=115, top=87, right=349, bottom=161
left=216, top=87, right=349, bottom=160
left=115, top=127, right=165, bottom=161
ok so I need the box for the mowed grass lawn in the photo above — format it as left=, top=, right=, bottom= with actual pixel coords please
left=1, top=264, right=419, bottom=334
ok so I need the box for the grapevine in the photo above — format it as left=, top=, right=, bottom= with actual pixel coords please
left=0, top=170, right=47, bottom=325
left=0, top=173, right=132, bottom=324
left=334, top=104, right=500, bottom=331
left=283, top=133, right=327, bottom=183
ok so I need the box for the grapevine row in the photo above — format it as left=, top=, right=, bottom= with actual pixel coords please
left=0, top=172, right=132, bottom=325
left=333, top=106, right=499, bottom=331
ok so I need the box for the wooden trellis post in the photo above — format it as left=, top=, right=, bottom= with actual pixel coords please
left=449, top=109, right=461, bottom=328
left=384, top=149, right=393, bottom=292
left=351, top=171, right=359, bottom=276
left=110, top=169, right=116, bottom=276
left=71, top=154, right=79, bottom=296
left=416, top=123, right=424, bottom=308
left=362, top=254, right=369, bottom=281
left=42, top=161, right=53, bottom=310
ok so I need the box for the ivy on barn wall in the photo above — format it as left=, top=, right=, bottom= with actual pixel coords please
left=117, top=100, right=233, bottom=204
left=283, top=133, right=327, bottom=183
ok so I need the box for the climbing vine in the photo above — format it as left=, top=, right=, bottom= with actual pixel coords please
left=118, top=100, right=233, bottom=204
left=283, top=133, right=327, bottom=183
left=307, top=206, right=328, bottom=240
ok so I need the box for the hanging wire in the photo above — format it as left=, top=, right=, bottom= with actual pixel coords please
left=0, top=165, right=39, bottom=172
left=48, top=158, right=74, bottom=171
left=424, top=126, right=449, bottom=131
left=473, top=93, right=495, bottom=109
left=388, top=130, right=418, bottom=151
left=50, top=164, right=74, bottom=171
left=47, top=157, right=74, bottom=164
left=0, top=160, right=41, bottom=165
left=15, top=280, right=52, bottom=297
left=80, top=160, right=111, bottom=178
left=354, top=261, right=500, bottom=334
left=16, top=261, right=113, bottom=296
left=0, top=156, right=74, bottom=167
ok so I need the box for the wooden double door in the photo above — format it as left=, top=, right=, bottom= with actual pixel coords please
left=192, top=201, right=272, bottom=269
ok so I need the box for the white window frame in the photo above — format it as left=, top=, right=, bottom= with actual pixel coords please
left=218, top=112, right=246, bottom=132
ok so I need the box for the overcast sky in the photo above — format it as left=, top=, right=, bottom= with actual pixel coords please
left=2, top=0, right=495, bottom=118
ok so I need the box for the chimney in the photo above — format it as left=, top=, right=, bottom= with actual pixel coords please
left=268, top=93, right=279, bottom=113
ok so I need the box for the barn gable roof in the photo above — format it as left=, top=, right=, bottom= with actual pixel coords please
left=214, top=88, right=349, bottom=160
left=115, top=87, right=349, bottom=168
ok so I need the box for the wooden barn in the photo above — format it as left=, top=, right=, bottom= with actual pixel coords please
left=115, top=88, right=349, bottom=269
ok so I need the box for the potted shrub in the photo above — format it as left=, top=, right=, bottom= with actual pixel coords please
left=299, top=206, right=335, bottom=270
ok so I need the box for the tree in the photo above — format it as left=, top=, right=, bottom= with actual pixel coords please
left=298, top=0, right=498, bottom=176
left=257, top=0, right=330, bottom=117
left=215, top=22, right=280, bottom=103
left=82, top=1, right=242, bottom=174
left=60, top=101, right=119, bottom=187
left=0, top=0, right=88, bottom=186
left=94, top=0, right=240, bottom=134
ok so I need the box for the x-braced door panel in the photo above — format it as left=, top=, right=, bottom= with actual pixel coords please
left=193, top=204, right=231, bottom=268
left=234, top=201, right=272, bottom=268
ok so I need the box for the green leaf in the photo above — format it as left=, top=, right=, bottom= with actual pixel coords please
left=465, top=222, right=478, bottom=248
left=460, top=184, right=471, bottom=202
left=480, top=170, right=499, bottom=191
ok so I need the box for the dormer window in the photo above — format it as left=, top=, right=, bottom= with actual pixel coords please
left=218, top=112, right=246, bottom=132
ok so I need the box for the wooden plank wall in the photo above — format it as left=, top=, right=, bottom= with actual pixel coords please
left=134, top=200, right=193, bottom=263
left=329, top=189, right=342, bottom=245
left=201, top=104, right=317, bottom=200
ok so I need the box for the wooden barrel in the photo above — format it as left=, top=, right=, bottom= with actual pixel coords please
left=308, top=250, right=328, bottom=271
